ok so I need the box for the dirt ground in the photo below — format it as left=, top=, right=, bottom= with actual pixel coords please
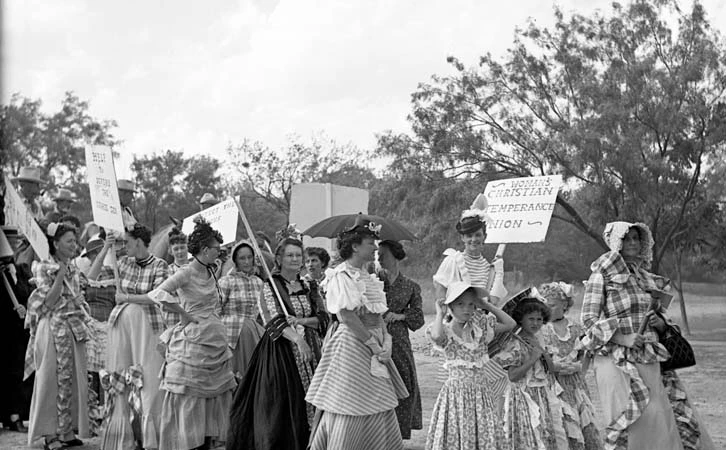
left=3, top=288, right=725, bottom=450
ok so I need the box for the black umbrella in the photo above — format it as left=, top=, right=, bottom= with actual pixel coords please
left=302, top=213, right=418, bottom=241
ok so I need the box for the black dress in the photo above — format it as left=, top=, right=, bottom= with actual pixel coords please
left=0, top=262, right=34, bottom=425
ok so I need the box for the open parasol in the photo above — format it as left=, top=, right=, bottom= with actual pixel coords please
left=302, top=212, right=418, bottom=241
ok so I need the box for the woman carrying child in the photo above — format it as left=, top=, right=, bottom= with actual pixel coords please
left=426, top=281, right=516, bottom=450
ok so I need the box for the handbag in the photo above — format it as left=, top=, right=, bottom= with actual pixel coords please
left=658, top=316, right=696, bottom=371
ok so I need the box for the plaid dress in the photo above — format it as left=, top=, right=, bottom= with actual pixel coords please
left=24, top=258, right=90, bottom=441
left=581, top=251, right=673, bottom=450
left=108, top=255, right=168, bottom=334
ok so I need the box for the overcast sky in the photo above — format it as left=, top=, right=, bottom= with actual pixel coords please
left=5, top=0, right=726, bottom=176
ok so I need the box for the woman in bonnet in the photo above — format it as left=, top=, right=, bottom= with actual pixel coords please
left=581, top=221, right=681, bottom=450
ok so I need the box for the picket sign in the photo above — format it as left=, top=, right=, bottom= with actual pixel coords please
left=3, top=176, right=50, bottom=260
left=85, top=145, right=125, bottom=233
left=182, top=198, right=239, bottom=246
left=482, top=174, right=563, bottom=244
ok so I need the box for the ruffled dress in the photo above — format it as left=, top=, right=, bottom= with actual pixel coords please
left=542, top=320, right=602, bottom=450
left=425, top=310, right=506, bottom=450
left=581, top=251, right=681, bottom=450
left=149, top=266, right=237, bottom=450
left=493, top=334, right=569, bottom=450
left=305, top=262, right=408, bottom=450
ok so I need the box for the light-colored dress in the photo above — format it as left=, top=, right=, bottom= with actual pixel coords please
left=305, top=262, right=408, bottom=450
left=217, top=270, right=265, bottom=378
left=150, top=265, right=237, bottom=450
left=542, top=319, right=602, bottom=450
left=102, top=255, right=168, bottom=450
left=581, top=251, right=682, bottom=450
left=425, top=310, right=506, bottom=450
left=24, top=258, right=90, bottom=445
left=493, top=334, right=569, bottom=450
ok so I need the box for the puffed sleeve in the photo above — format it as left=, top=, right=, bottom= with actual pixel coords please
left=324, top=269, right=365, bottom=314
left=492, top=337, right=524, bottom=369
left=24, top=260, right=57, bottom=331
left=432, top=249, right=461, bottom=289
left=148, top=268, right=187, bottom=306
left=580, top=271, right=619, bottom=352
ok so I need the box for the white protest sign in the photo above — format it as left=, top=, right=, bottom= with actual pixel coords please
left=3, top=176, right=50, bottom=259
left=483, top=175, right=563, bottom=243
left=85, top=145, right=125, bottom=232
left=182, top=198, right=239, bottom=245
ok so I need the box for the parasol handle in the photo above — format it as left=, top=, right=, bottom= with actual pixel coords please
left=1, top=271, right=25, bottom=319
left=234, top=196, right=290, bottom=317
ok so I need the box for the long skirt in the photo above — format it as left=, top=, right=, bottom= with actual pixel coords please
left=102, top=304, right=164, bottom=450
left=593, top=355, right=682, bottom=450
left=310, top=409, right=403, bottom=450
left=229, top=319, right=264, bottom=379
left=158, top=317, right=236, bottom=450
left=426, top=367, right=505, bottom=450
left=305, top=323, right=407, bottom=450
left=27, top=318, right=89, bottom=444
left=390, top=336, right=422, bottom=439
left=556, top=372, right=602, bottom=450
left=227, top=316, right=310, bottom=450
left=662, top=370, right=716, bottom=450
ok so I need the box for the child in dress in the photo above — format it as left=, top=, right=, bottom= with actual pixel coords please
left=426, top=281, right=516, bottom=450
left=539, top=282, right=602, bottom=450
left=492, top=291, right=569, bottom=450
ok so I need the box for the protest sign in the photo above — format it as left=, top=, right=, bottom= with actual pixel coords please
left=289, top=183, right=369, bottom=253
left=3, top=176, right=50, bottom=259
left=85, top=145, right=125, bottom=232
left=482, top=174, right=563, bottom=243
left=182, top=198, right=239, bottom=245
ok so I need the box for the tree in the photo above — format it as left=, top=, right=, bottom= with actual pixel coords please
left=131, top=151, right=223, bottom=232
left=1, top=92, right=119, bottom=225
left=1, top=92, right=119, bottom=186
left=377, top=0, right=726, bottom=273
left=224, top=134, right=369, bottom=218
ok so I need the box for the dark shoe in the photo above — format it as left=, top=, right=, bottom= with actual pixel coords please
left=43, top=438, right=63, bottom=450
left=61, top=438, right=84, bottom=447
left=7, top=419, right=28, bottom=433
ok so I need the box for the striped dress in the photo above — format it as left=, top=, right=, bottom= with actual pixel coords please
left=305, top=262, right=408, bottom=450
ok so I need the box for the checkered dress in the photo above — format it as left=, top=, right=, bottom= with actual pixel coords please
left=23, top=258, right=90, bottom=379
left=217, top=270, right=264, bottom=348
left=581, top=251, right=670, bottom=450
left=108, top=255, right=169, bottom=334
left=161, top=262, right=186, bottom=327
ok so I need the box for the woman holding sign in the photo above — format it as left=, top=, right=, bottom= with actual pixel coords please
left=581, top=222, right=681, bottom=450
left=25, top=222, right=89, bottom=450
left=90, top=223, right=169, bottom=450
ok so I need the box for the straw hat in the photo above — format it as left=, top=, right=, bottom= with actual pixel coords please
left=12, top=167, right=46, bottom=185
left=53, top=188, right=76, bottom=203
left=117, top=179, right=136, bottom=192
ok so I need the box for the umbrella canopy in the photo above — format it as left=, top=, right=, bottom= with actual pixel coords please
left=302, top=213, right=418, bottom=241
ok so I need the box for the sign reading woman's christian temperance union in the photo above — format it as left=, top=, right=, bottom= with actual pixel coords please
left=483, top=174, right=563, bottom=243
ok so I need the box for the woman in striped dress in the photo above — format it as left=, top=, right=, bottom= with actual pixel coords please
left=306, top=218, right=409, bottom=450
left=217, top=240, right=265, bottom=378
